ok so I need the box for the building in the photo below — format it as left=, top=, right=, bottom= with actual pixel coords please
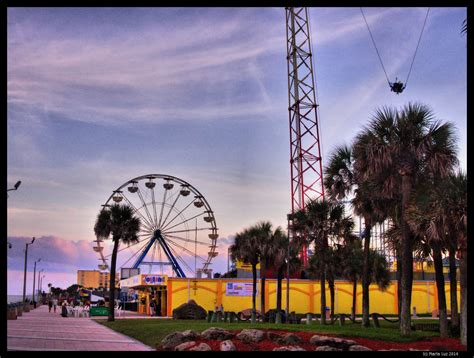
left=77, top=270, right=120, bottom=289
left=119, top=274, right=460, bottom=317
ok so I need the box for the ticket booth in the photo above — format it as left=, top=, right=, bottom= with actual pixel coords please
left=119, top=274, right=167, bottom=316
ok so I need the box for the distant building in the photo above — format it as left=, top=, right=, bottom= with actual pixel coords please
left=77, top=270, right=120, bottom=289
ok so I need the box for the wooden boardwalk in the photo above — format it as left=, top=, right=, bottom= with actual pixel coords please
left=7, top=304, right=154, bottom=351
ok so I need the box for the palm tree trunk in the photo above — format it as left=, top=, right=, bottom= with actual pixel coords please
left=433, top=245, right=449, bottom=337
left=362, top=220, right=371, bottom=327
left=448, top=246, right=459, bottom=330
left=459, top=248, right=467, bottom=346
left=260, top=261, right=266, bottom=321
left=320, top=237, right=327, bottom=325
left=329, top=279, right=335, bottom=324
left=108, top=238, right=119, bottom=322
left=351, top=278, right=357, bottom=321
left=400, top=174, right=414, bottom=336
left=252, top=263, right=257, bottom=323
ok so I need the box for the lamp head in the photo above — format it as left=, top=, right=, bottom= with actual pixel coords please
left=14, top=181, right=21, bottom=190
left=31, top=237, right=36, bottom=244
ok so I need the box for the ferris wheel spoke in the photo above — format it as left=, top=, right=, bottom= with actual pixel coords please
left=162, top=227, right=211, bottom=235
left=167, top=244, right=195, bottom=274
left=121, top=193, right=155, bottom=231
left=157, top=185, right=168, bottom=228
left=136, top=187, right=156, bottom=229
left=166, top=237, right=207, bottom=262
left=151, top=186, right=158, bottom=229
left=161, top=211, right=206, bottom=232
left=104, top=236, right=151, bottom=259
left=118, top=238, right=154, bottom=267
left=159, top=191, right=181, bottom=230
left=164, top=233, right=210, bottom=246
left=160, top=199, right=195, bottom=231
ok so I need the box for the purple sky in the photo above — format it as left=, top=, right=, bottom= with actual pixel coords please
left=7, top=7, right=466, bottom=294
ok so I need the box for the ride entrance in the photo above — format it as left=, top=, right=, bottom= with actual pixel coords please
left=94, top=174, right=219, bottom=279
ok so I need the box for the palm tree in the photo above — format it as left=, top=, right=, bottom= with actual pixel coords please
left=94, top=204, right=141, bottom=322
left=352, top=103, right=458, bottom=336
left=339, top=240, right=364, bottom=321
left=324, top=144, right=388, bottom=327
left=272, top=232, right=302, bottom=323
left=229, top=227, right=260, bottom=323
left=253, top=221, right=281, bottom=320
left=293, top=199, right=349, bottom=324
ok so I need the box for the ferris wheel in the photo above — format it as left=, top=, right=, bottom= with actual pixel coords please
left=93, top=174, right=219, bottom=278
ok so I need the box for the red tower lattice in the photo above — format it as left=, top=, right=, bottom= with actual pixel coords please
left=285, top=7, right=325, bottom=266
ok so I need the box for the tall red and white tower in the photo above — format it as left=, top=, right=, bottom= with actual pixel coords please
left=285, top=7, right=325, bottom=266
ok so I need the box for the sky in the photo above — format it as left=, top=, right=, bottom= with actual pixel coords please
left=7, top=7, right=467, bottom=294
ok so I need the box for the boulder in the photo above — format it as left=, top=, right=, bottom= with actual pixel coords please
left=236, top=329, right=265, bottom=343
left=189, top=343, right=212, bottom=351
left=201, top=327, right=234, bottom=340
left=267, top=331, right=284, bottom=343
left=332, top=337, right=357, bottom=348
left=161, top=332, right=189, bottom=350
left=181, top=330, right=200, bottom=340
left=280, top=333, right=301, bottom=345
left=273, top=346, right=306, bottom=351
left=314, top=346, right=342, bottom=351
left=309, top=335, right=336, bottom=346
left=174, top=341, right=196, bottom=351
left=220, top=340, right=236, bottom=351
left=349, top=345, right=372, bottom=351
left=172, top=300, right=207, bottom=320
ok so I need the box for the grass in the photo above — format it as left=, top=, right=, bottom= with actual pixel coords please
left=97, top=318, right=441, bottom=349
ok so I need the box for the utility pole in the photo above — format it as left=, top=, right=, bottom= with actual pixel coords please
left=37, top=269, right=44, bottom=303
left=22, top=237, right=36, bottom=302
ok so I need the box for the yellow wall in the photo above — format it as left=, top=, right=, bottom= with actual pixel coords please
left=168, top=278, right=460, bottom=316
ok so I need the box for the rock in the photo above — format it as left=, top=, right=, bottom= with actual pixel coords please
left=174, top=341, right=196, bottom=351
left=236, top=329, right=265, bottom=343
left=161, top=332, right=191, bottom=350
left=280, top=333, right=301, bottom=345
left=309, top=335, right=336, bottom=346
left=189, top=343, right=212, bottom=351
left=181, top=330, right=200, bottom=340
left=201, top=327, right=234, bottom=340
left=172, top=300, right=207, bottom=320
left=332, top=337, right=357, bottom=348
left=267, top=331, right=284, bottom=343
left=220, top=340, right=236, bottom=351
left=349, top=345, right=372, bottom=351
left=273, top=346, right=306, bottom=351
left=315, top=346, right=342, bottom=351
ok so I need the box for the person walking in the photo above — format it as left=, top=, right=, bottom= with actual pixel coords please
left=52, top=297, right=58, bottom=313
left=48, top=297, right=53, bottom=313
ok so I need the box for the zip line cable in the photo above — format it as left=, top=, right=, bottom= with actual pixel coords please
left=360, top=7, right=391, bottom=87
left=405, top=7, right=430, bottom=87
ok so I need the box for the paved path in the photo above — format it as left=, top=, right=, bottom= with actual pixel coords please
left=7, top=305, right=154, bottom=351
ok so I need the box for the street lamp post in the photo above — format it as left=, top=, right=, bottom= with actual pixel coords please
left=32, top=258, right=41, bottom=307
left=7, top=180, right=22, bottom=198
left=22, top=237, right=36, bottom=302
